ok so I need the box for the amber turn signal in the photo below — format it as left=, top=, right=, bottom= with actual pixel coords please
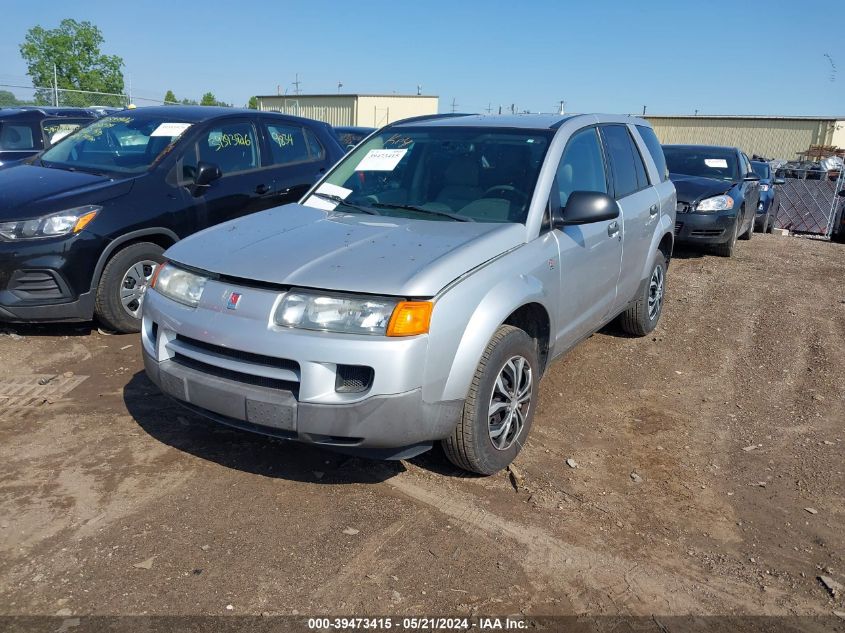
left=72, top=210, right=99, bottom=233
left=386, top=301, right=433, bottom=337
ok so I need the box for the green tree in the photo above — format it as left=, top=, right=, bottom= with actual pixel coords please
left=163, top=90, right=177, bottom=104
left=19, top=19, right=124, bottom=106
left=0, top=90, right=19, bottom=107
left=247, top=96, right=258, bottom=109
left=200, top=92, right=217, bottom=106
left=180, top=98, right=198, bottom=106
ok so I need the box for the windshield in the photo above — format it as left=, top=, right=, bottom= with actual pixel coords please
left=40, top=112, right=193, bottom=175
left=305, top=126, right=552, bottom=223
left=663, top=146, right=739, bottom=181
left=751, top=162, right=770, bottom=180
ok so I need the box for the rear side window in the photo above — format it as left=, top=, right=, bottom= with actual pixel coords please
left=600, top=125, right=648, bottom=198
left=264, top=123, right=324, bottom=166
left=636, top=125, right=668, bottom=182
left=556, top=127, right=608, bottom=206
left=0, top=123, right=37, bottom=150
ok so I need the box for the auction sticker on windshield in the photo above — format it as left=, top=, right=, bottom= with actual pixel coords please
left=355, top=149, right=407, bottom=171
left=305, top=182, right=354, bottom=211
left=704, top=158, right=728, bottom=168
left=151, top=122, right=192, bottom=137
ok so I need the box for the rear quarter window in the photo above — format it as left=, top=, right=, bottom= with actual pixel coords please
left=635, top=125, right=669, bottom=182
left=0, top=123, right=37, bottom=150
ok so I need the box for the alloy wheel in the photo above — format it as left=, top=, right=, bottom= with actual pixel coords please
left=488, top=355, right=532, bottom=451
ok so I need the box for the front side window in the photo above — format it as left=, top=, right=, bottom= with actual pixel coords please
left=41, top=119, right=89, bottom=147
left=663, top=146, right=740, bottom=182
left=304, top=127, right=551, bottom=224
left=0, top=123, right=37, bottom=150
left=40, top=113, right=193, bottom=175
left=556, top=127, right=607, bottom=206
left=198, top=121, right=259, bottom=175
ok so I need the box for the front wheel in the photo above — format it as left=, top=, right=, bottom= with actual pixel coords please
left=94, top=242, right=165, bottom=333
left=712, top=218, right=739, bottom=257
left=739, top=209, right=753, bottom=240
left=442, top=325, right=538, bottom=475
left=618, top=251, right=667, bottom=336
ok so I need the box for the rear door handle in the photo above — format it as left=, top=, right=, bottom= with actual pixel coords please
left=607, top=221, right=620, bottom=237
left=255, top=184, right=271, bottom=195
left=649, top=204, right=659, bottom=216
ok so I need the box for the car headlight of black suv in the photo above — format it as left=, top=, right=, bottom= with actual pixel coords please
left=0, top=205, right=100, bottom=241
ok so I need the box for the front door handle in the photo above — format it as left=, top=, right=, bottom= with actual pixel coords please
left=649, top=204, right=659, bottom=216
left=255, top=184, right=271, bottom=195
left=607, top=221, right=620, bottom=238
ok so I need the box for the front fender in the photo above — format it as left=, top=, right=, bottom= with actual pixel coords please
left=422, top=235, right=559, bottom=404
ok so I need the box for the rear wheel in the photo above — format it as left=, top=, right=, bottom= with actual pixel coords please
left=442, top=325, right=538, bottom=475
left=94, top=242, right=165, bottom=333
left=618, top=251, right=667, bottom=336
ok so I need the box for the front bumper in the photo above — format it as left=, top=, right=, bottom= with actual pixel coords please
left=0, top=231, right=102, bottom=323
left=141, top=282, right=462, bottom=458
left=673, top=210, right=737, bottom=244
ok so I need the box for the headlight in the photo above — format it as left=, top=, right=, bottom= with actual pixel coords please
left=274, top=291, right=433, bottom=337
left=695, top=195, right=734, bottom=213
left=151, top=262, right=207, bottom=308
left=759, top=184, right=770, bottom=192
left=0, top=205, right=100, bottom=241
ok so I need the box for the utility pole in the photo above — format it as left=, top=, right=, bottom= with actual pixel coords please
left=510, top=103, right=516, bottom=115
left=53, top=63, right=58, bottom=106
left=485, top=102, right=492, bottom=114
left=293, top=73, right=302, bottom=95
left=451, top=97, right=458, bottom=113
left=498, top=105, right=502, bottom=115
left=337, top=82, right=343, bottom=93
left=417, top=84, right=422, bottom=96
left=642, top=105, right=647, bottom=116
left=558, top=100, right=566, bottom=115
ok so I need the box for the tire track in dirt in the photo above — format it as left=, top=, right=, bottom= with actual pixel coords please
left=386, top=469, right=788, bottom=615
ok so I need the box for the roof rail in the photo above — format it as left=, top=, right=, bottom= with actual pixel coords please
left=385, top=112, right=473, bottom=127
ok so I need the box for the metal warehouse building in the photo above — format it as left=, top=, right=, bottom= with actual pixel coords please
left=645, top=115, right=845, bottom=161
left=255, top=94, right=439, bottom=128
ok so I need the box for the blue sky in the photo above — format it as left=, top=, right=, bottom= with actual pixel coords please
left=1, top=0, right=841, bottom=115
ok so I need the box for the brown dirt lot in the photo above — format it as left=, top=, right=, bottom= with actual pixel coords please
left=0, top=234, right=843, bottom=621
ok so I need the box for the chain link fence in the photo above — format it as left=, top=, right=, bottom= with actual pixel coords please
left=773, top=165, right=845, bottom=236
left=0, top=83, right=175, bottom=109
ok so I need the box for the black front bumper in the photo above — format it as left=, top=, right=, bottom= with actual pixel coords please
left=674, top=210, right=737, bottom=245
left=0, top=231, right=103, bottom=323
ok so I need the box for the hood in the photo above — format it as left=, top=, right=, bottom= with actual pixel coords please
left=0, top=163, right=133, bottom=219
left=165, top=203, right=525, bottom=297
left=669, top=173, right=736, bottom=205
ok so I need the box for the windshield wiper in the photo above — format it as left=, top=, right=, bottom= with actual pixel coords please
left=312, top=192, right=380, bottom=215
left=371, top=202, right=474, bottom=222
left=39, top=159, right=108, bottom=177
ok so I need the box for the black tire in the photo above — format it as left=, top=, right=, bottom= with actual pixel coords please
left=442, top=325, right=538, bottom=475
left=712, top=217, right=739, bottom=257
left=618, top=251, right=667, bottom=337
left=94, top=242, right=165, bottom=333
left=766, top=214, right=775, bottom=233
left=739, top=208, right=753, bottom=240
left=761, top=214, right=770, bottom=234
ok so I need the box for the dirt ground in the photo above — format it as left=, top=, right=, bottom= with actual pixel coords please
left=0, top=234, right=843, bottom=622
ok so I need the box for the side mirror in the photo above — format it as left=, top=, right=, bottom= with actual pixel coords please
left=195, top=161, right=222, bottom=187
left=743, top=173, right=760, bottom=181
left=556, top=191, right=620, bottom=228
left=773, top=178, right=786, bottom=186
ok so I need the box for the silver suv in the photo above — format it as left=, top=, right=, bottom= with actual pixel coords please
left=141, top=114, right=676, bottom=474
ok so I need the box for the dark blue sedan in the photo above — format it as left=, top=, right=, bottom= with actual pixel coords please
left=664, top=144, right=760, bottom=257
left=751, top=160, right=785, bottom=233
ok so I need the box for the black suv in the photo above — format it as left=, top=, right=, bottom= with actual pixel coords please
left=0, top=106, right=345, bottom=332
left=0, top=107, right=99, bottom=167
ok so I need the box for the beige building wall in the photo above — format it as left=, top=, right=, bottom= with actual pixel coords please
left=355, top=95, right=438, bottom=127
left=646, top=116, right=842, bottom=160
left=255, top=94, right=439, bottom=127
